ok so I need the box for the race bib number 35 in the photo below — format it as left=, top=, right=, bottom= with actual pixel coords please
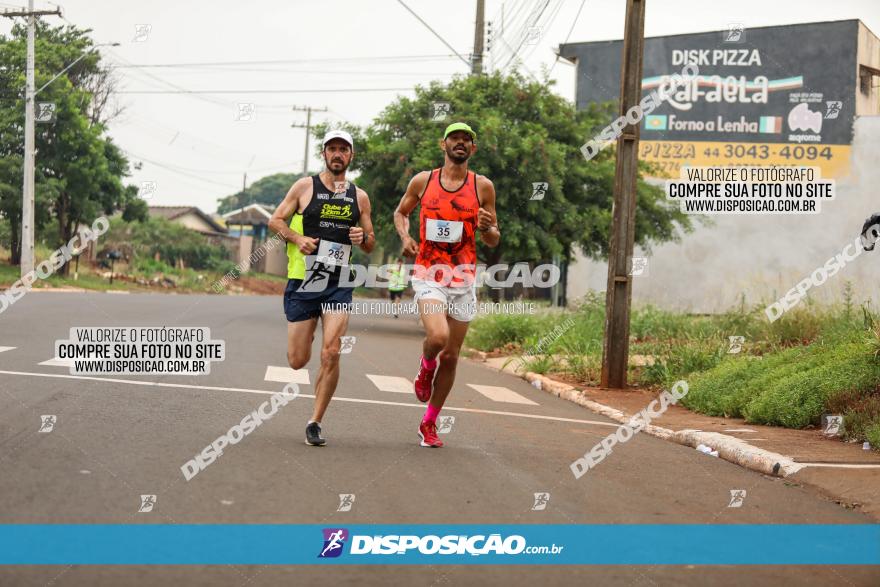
left=426, top=219, right=463, bottom=243
left=316, top=240, right=351, bottom=266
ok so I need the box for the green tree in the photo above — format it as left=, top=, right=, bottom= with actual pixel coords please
left=342, top=72, right=691, bottom=268
left=121, top=185, right=148, bottom=222
left=217, top=172, right=304, bottom=214
left=0, top=22, right=137, bottom=269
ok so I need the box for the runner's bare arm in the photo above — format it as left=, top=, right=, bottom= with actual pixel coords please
left=394, top=171, right=430, bottom=257
left=351, top=188, right=375, bottom=253
left=269, top=177, right=317, bottom=254
left=476, top=175, right=500, bottom=247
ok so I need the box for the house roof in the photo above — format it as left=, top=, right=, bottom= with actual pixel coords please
left=148, top=205, right=227, bottom=234
left=222, top=203, right=274, bottom=225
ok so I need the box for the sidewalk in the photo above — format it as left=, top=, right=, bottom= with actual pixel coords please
left=474, top=353, right=880, bottom=521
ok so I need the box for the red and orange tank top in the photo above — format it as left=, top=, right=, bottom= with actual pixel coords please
left=415, top=168, right=480, bottom=286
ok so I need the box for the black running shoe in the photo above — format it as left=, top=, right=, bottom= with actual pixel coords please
left=305, top=422, right=326, bottom=446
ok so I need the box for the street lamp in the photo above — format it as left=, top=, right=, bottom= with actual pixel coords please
left=35, top=41, right=120, bottom=96
left=18, top=40, right=119, bottom=278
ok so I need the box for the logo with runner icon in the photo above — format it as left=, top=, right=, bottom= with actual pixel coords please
left=138, top=494, right=157, bottom=513
left=727, top=489, right=747, bottom=508
left=437, top=415, right=455, bottom=433
left=531, top=492, right=550, bottom=511
left=38, top=415, right=56, bottom=433
left=318, top=528, right=349, bottom=558
left=320, top=203, right=353, bottom=221
left=337, top=494, right=356, bottom=512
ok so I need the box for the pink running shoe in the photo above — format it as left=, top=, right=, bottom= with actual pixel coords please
left=413, top=358, right=436, bottom=402
left=418, top=420, right=444, bottom=447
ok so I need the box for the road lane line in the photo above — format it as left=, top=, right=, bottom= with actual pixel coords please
left=0, top=347, right=16, bottom=354
left=467, top=383, right=538, bottom=405
left=1, top=369, right=290, bottom=397
left=0, top=369, right=619, bottom=428
left=264, top=365, right=311, bottom=385
left=365, top=374, right=412, bottom=393
left=794, top=462, right=880, bottom=469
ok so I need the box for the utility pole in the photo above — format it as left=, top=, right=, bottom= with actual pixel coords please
left=2, top=2, right=62, bottom=278
left=471, top=0, right=485, bottom=75
left=238, top=172, right=247, bottom=243
left=600, top=0, right=646, bottom=389
left=291, top=105, right=327, bottom=175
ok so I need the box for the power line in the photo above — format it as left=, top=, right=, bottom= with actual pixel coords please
left=549, top=0, right=587, bottom=74
left=500, top=0, right=552, bottom=71
left=106, top=51, right=421, bottom=97
left=124, top=150, right=242, bottom=190
left=523, top=0, right=565, bottom=62
left=291, top=105, right=327, bottom=175
left=490, top=0, right=531, bottom=65
left=126, top=66, right=459, bottom=76
left=491, top=0, right=537, bottom=68
left=395, top=0, right=470, bottom=68
left=114, top=113, right=272, bottom=160
left=113, top=87, right=419, bottom=95
left=106, top=49, right=229, bottom=109
left=110, top=54, right=463, bottom=68
left=126, top=153, right=296, bottom=176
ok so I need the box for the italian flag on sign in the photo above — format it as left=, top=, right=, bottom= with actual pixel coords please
left=759, top=116, right=782, bottom=133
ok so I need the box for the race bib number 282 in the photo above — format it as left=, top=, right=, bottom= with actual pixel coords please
left=315, top=240, right=351, bottom=266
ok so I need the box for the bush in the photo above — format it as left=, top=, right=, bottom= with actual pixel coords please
left=639, top=341, right=726, bottom=386
left=760, top=303, right=841, bottom=348
left=0, top=216, right=10, bottom=255
left=519, top=354, right=557, bottom=375
left=836, top=391, right=880, bottom=443
left=103, top=217, right=230, bottom=271
left=465, top=290, right=880, bottom=443
left=680, top=355, right=762, bottom=415
left=466, top=311, right=543, bottom=351
left=564, top=352, right=601, bottom=384
left=133, top=257, right=174, bottom=275
left=866, top=423, right=880, bottom=450
left=743, top=338, right=880, bottom=427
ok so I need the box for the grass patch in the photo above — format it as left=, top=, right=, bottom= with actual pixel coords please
left=466, top=311, right=547, bottom=351
left=743, top=337, right=880, bottom=428
left=0, top=255, right=284, bottom=295
left=466, top=289, right=880, bottom=444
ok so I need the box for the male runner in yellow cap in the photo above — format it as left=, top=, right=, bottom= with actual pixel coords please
left=393, top=122, right=500, bottom=447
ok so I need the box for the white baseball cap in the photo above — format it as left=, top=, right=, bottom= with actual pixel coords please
left=322, top=130, right=354, bottom=149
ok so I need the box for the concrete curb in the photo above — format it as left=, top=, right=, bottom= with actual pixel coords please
left=521, top=370, right=803, bottom=478
left=672, top=429, right=805, bottom=477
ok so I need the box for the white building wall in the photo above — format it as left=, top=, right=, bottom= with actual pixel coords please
left=566, top=116, right=880, bottom=312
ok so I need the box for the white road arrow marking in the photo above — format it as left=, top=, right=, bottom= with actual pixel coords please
left=467, top=384, right=538, bottom=405
left=264, top=365, right=310, bottom=385
left=39, top=357, right=71, bottom=367
left=366, top=374, right=413, bottom=394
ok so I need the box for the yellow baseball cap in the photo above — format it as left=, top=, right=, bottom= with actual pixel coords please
left=443, top=122, right=476, bottom=140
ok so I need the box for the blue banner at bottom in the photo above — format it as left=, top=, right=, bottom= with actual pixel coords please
left=2, top=525, right=878, bottom=565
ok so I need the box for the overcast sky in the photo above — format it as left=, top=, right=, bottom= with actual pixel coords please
left=2, top=0, right=879, bottom=214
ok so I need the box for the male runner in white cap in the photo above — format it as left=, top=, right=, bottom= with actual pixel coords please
left=269, top=130, right=375, bottom=446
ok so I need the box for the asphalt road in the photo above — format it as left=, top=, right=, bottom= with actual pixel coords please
left=0, top=291, right=877, bottom=586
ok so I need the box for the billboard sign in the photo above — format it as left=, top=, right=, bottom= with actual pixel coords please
left=561, top=20, right=857, bottom=177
